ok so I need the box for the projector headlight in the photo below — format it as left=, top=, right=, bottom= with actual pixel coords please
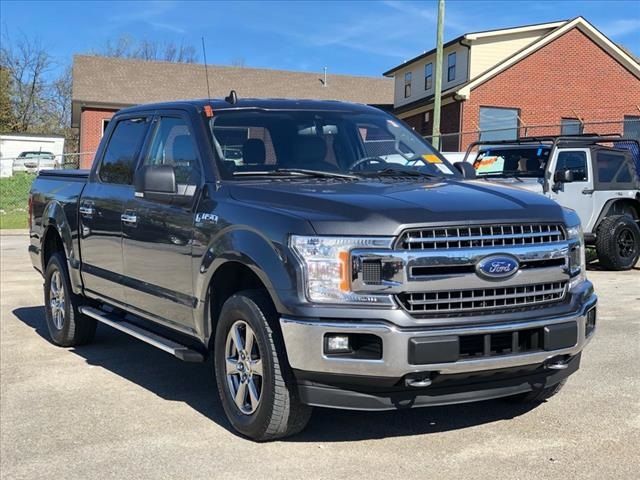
left=566, top=225, right=586, bottom=289
left=290, top=235, right=394, bottom=305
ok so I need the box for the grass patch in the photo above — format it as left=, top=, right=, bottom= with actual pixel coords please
left=0, top=173, right=35, bottom=230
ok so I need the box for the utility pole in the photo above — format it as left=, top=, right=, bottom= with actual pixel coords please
left=432, top=0, right=445, bottom=150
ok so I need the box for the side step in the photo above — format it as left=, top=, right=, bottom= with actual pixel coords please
left=79, top=306, right=204, bottom=362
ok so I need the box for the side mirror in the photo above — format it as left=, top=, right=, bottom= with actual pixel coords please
left=553, top=169, right=574, bottom=184
left=135, top=165, right=176, bottom=197
left=454, top=161, right=477, bottom=179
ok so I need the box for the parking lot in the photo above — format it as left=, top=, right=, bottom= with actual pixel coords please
left=1, top=231, right=638, bottom=480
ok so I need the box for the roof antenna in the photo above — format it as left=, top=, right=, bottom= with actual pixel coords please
left=225, top=90, right=238, bottom=105
left=201, top=37, right=211, bottom=101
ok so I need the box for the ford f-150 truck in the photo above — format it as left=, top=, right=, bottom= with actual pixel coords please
left=29, top=98, right=597, bottom=441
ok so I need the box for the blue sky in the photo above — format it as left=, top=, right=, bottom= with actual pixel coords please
left=2, top=0, right=639, bottom=79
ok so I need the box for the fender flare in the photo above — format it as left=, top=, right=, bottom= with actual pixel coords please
left=593, top=197, right=640, bottom=232
left=41, top=200, right=83, bottom=294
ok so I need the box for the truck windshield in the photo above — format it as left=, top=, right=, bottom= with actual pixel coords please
left=473, top=146, right=551, bottom=178
left=209, top=110, right=459, bottom=179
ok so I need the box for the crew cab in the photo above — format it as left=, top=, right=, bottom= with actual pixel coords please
left=468, top=135, right=640, bottom=270
left=29, top=98, right=597, bottom=441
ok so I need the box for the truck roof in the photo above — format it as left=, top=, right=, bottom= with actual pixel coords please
left=117, top=97, right=381, bottom=115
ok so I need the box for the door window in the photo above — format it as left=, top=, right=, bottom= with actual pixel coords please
left=144, top=117, right=202, bottom=196
left=99, top=117, right=149, bottom=184
left=556, top=151, right=588, bottom=181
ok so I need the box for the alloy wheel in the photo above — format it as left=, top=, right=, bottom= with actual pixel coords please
left=49, top=270, right=66, bottom=330
left=617, top=228, right=635, bottom=258
left=225, top=320, right=263, bottom=415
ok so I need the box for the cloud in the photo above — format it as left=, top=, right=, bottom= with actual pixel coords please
left=599, top=18, right=640, bottom=38
left=107, top=1, right=185, bottom=34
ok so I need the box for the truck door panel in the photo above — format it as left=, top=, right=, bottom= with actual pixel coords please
left=80, top=116, right=151, bottom=304
left=122, top=114, right=203, bottom=332
left=549, top=149, right=595, bottom=228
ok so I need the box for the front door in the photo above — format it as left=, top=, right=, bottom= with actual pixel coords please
left=122, top=114, right=204, bottom=333
left=80, top=115, right=151, bottom=304
left=549, top=148, right=594, bottom=227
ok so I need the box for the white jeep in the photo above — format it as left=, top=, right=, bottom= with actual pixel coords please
left=465, top=135, right=640, bottom=270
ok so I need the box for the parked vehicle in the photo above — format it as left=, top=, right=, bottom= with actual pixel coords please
left=13, top=151, right=58, bottom=173
left=29, top=98, right=597, bottom=441
left=468, top=135, right=640, bottom=270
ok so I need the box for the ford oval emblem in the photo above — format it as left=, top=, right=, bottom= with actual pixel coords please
left=476, top=255, right=520, bottom=280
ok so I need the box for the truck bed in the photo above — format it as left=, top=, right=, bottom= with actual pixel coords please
left=37, top=169, right=90, bottom=180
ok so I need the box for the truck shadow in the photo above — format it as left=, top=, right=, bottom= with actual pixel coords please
left=13, top=306, right=540, bottom=443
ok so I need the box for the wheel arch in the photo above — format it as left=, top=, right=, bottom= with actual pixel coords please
left=593, top=197, right=640, bottom=233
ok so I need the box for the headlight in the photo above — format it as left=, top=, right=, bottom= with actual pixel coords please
left=290, top=235, right=394, bottom=305
left=566, top=225, right=586, bottom=288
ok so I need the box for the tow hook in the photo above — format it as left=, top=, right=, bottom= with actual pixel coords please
left=405, top=375, right=433, bottom=388
left=546, top=355, right=570, bottom=370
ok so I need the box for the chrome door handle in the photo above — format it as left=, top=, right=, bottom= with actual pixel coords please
left=120, top=213, right=138, bottom=225
left=79, top=206, right=95, bottom=216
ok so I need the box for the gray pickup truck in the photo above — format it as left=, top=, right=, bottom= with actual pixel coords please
left=29, top=98, right=597, bottom=441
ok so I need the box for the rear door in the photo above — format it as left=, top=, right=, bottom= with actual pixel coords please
left=548, top=148, right=594, bottom=227
left=121, top=112, right=204, bottom=333
left=80, top=115, right=151, bottom=304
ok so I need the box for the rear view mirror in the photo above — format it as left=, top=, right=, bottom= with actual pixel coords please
left=454, top=161, right=477, bottom=179
left=553, top=169, right=574, bottom=184
left=135, top=165, right=176, bottom=195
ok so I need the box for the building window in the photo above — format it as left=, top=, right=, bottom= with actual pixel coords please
left=102, top=119, right=110, bottom=136
left=404, top=72, right=412, bottom=98
left=424, top=63, right=433, bottom=90
left=561, top=118, right=583, bottom=135
left=479, top=106, right=519, bottom=141
left=447, top=52, right=456, bottom=82
left=623, top=115, right=640, bottom=140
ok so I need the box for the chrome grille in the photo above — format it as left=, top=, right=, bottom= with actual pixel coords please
left=398, top=224, right=565, bottom=250
left=397, top=281, right=567, bottom=316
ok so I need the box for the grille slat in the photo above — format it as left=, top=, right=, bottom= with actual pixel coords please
left=399, top=223, right=565, bottom=250
left=397, top=281, right=567, bottom=316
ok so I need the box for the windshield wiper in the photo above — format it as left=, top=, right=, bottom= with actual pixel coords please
left=354, top=167, right=443, bottom=179
left=233, top=168, right=358, bottom=179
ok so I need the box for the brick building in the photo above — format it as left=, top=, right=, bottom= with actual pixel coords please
left=71, top=56, right=393, bottom=168
left=383, top=17, right=640, bottom=151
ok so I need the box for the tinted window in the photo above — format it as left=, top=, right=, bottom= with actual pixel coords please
left=556, top=151, right=587, bottom=181
left=597, top=151, right=629, bottom=183
left=144, top=116, right=201, bottom=195
left=560, top=118, right=583, bottom=135
left=479, top=107, right=519, bottom=142
left=99, top=117, right=149, bottom=184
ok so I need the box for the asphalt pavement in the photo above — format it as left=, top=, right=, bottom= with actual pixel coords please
left=1, top=232, right=638, bottom=479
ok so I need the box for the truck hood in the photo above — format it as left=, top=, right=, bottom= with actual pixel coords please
left=477, top=177, right=545, bottom=194
left=228, top=179, right=565, bottom=235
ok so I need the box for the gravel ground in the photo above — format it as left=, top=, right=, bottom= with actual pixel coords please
left=1, top=233, right=639, bottom=480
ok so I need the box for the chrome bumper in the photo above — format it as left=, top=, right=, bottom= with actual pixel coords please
left=280, top=294, right=597, bottom=378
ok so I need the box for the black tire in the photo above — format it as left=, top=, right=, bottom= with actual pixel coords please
left=213, top=289, right=312, bottom=441
left=505, top=380, right=566, bottom=404
left=595, top=215, right=640, bottom=270
left=44, top=252, right=97, bottom=347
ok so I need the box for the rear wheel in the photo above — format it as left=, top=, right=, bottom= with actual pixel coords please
left=44, top=252, right=96, bottom=346
left=595, top=215, right=640, bottom=270
left=213, top=290, right=312, bottom=441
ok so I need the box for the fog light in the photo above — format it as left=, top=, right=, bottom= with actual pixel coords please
left=325, top=334, right=351, bottom=354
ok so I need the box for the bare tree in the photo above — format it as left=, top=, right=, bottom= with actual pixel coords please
left=95, top=35, right=197, bottom=63
left=0, top=33, right=52, bottom=132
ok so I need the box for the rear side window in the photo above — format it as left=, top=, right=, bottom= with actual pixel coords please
left=99, top=117, right=149, bottom=184
left=596, top=151, right=630, bottom=183
left=556, top=151, right=588, bottom=181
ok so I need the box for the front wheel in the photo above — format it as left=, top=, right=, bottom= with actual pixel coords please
left=595, top=215, right=640, bottom=270
left=213, top=290, right=312, bottom=441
